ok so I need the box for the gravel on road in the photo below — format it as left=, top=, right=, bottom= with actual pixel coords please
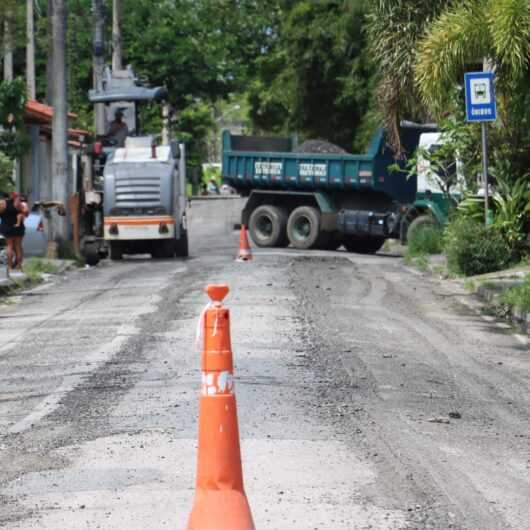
left=0, top=202, right=528, bottom=529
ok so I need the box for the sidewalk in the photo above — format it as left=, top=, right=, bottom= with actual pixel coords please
left=0, top=259, right=76, bottom=295
left=410, top=253, right=530, bottom=336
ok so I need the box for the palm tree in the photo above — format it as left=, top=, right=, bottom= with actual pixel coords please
left=366, top=0, right=451, bottom=154
left=415, top=0, right=530, bottom=112
left=415, top=0, right=530, bottom=179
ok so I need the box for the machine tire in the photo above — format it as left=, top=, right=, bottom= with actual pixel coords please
left=84, top=242, right=100, bottom=266
left=406, top=215, right=436, bottom=243
left=287, top=206, right=321, bottom=250
left=343, top=235, right=385, bottom=254
left=249, top=205, right=288, bottom=247
left=162, top=239, right=176, bottom=258
left=109, top=241, right=124, bottom=260
left=175, top=228, right=189, bottom=258
left=151, top=239, right=175, bottom=259
left=151, top=242, right=164, bottom=259
left=317, top=232, right=342, bottom=251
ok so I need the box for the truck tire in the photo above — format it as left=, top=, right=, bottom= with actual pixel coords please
left=151, top=241, right=166, bottom=259
left=162, top=239, right=176, bottom=258
left=406, top=215, right=436, bottom=243
left=151, top=239, right=176, bottom=259
left=317, top=232, right=342, bottom=251
left=109, top=241, right=123, bottom=260
left=249, top=205, right=288, bottom=247
left=84, top=242, right=100, bottom=266
left=287, top=206, right=321, bottom=250
left=175, top=228, right=189, bottom=258
left=343, top=235, right=385, bottom=254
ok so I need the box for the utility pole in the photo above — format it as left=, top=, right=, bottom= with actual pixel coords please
left=3, top=16, right=14, bottom=82
left=112, top=0, right=123, bottom=71
left=26, top=0, right=36, bottom=99
left=45, top=0, right=54, bottom=104
left=92, top=0, right=106, bottom=135
left=51, top=0, right=69, bottom=249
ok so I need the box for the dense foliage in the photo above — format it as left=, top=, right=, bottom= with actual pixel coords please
left=248, top=0, right=375, bottom=151
left=415, top=0, right=530, bottom=182
left=0, top=79, right=29, bottom=160
left=2, top=0, right=281, bottom=164
left=444, top=217, right=515, bottom=276
left=366, top=0, right=451, bottom=154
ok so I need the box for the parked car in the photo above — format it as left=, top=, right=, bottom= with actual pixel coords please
left=0, top=210, right=47, bottom=258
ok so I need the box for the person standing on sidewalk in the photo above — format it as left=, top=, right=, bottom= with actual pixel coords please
left=0, top=192, right=29, bottom=272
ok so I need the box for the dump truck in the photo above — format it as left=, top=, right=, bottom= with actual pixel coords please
left=221, top=124, right=452, bottom=253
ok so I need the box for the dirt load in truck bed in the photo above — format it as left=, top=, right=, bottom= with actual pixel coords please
left=293, top=139, right=349, bottom=155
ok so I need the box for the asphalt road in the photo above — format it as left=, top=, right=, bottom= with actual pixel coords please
left=0, top=198, right=529, bottom=530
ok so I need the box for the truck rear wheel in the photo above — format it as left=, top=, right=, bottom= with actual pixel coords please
left=317, top=232, right=342, bottom=251
left=109, top=241, right=123, bottom=260
left=151, top=240, right=173, bottom=259
left=84, top=242, right=100, bottom=266
left=343, top=235, right=385, bottom=254
left=175, top=228, right=189, bottom=257
left=287, top=206, right=321, bottom=250
left=249, top=205, right=288, bottom=247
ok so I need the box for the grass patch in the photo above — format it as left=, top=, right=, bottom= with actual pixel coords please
left=404, top=223, right=443, bottom=271
left=404, top=252, right=429, bottom=271
left=463, top=279, right=476, bottom=292
left=23, top=258, right=60, bottom=280
left=413, top=254, right=429, bottom=271
left=501, top=275, right=530, bottom=312
left=408, top=224, right=443, bottom=256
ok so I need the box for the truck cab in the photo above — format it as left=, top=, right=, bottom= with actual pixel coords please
left=400, top=132, right=463, bottom=243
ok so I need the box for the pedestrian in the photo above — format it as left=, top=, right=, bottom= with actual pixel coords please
left=207, top=179, right=220, bottom=195
left=0, top=192, right=29, bottom=272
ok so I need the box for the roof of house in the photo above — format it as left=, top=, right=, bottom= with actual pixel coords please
left=25, top=99, right=78, bottom=122
left=24, top=100, right=89, bottom=143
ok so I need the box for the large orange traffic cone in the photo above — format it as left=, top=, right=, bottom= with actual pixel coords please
left=236, top=225, right=253, bottom=262
left=187, top=284, right=255, bottom=530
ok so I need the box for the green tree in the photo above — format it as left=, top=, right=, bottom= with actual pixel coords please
left=366, top=0, right=451, bottom=154
left=415, top=0, right=530, bottom=178
left=248, top=0, right=374, bottom=151
left=0, top=78, right=29, bottom=159
left=0, top=79, right=28, bottom=191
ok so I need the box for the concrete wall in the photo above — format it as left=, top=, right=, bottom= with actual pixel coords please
left=188, top=196, right=246, bottom=236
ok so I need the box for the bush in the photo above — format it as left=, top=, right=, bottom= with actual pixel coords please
left=444, top=217, right=514, bottom=276
left=408, top=224, right=443, bottom=256
left=502, top=275, right=530, bottom=312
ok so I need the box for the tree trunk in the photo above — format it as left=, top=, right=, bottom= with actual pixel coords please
left=51, top=0, right=69, bottom=249
left=26, top=0, right=36, bottom=99
left=3, top=17, right=14, bottom=82
left=92, top=0, right=106, bottom=135
left=45, top=0, right=54, bottom=104
left=112, top=0, right=123, bottom=71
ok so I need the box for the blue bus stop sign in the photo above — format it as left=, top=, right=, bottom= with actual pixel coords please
left=465, top=72, right=497, bottom=122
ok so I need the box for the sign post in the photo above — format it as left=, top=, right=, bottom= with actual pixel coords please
left=464, top=72, right=497, bottom=227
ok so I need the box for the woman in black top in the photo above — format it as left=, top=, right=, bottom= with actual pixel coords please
left=0, top=192, right=28, bottom=271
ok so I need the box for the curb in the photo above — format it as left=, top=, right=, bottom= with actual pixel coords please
left=405, top=254, right=529, bottom=337
left=475, top=281, right=529, bottom=335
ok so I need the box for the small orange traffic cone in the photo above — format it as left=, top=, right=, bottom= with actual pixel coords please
left=187, top=284, right=255, bottom=530
left=236, top=225, right=253, bottom=262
